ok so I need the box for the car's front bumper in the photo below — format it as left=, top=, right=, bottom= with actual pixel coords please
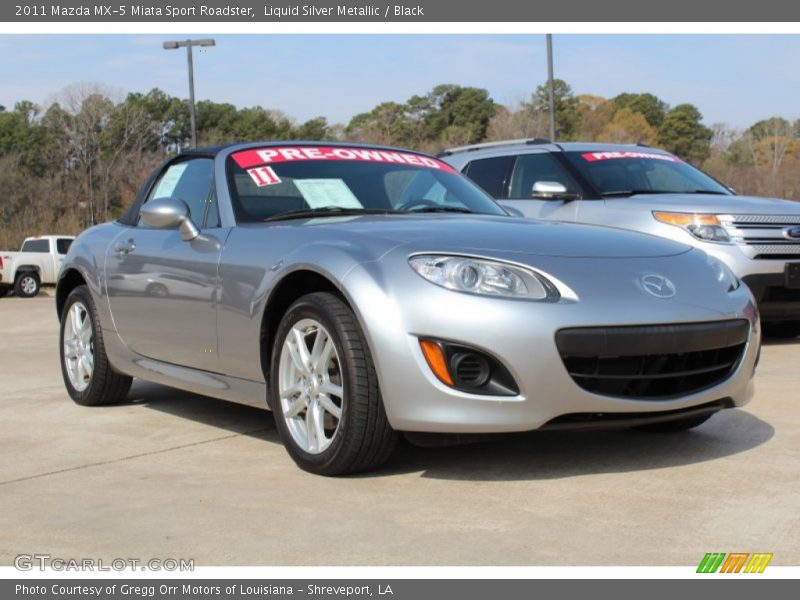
left=343, top=248, right=759, bottom=433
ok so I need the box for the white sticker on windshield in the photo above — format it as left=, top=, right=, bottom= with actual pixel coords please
left=152, top=163, right=188, bottom=198
left=294, top=179, right=363, bottom=209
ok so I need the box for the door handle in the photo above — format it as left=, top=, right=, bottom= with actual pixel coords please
left=114, top=239, right=136, bottom=255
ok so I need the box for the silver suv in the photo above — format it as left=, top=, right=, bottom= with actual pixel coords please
left=441, top=140, right=800, bottom=335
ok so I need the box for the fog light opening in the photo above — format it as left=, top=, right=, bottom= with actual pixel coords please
left=450, top=352, right=491, bottom=388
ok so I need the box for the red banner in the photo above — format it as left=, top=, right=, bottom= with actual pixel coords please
left=232, top=146, right=457, bottom=173
left=581, top=151, right=681, bottom=163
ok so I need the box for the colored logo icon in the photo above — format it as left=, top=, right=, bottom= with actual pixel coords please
left=697, top=552, right=773, bottom=573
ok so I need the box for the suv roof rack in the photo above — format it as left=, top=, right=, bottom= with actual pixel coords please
left=438, top=137, right=553, bottom=157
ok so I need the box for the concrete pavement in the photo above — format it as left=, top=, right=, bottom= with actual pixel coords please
left=1, top=296, right=798, bottom=566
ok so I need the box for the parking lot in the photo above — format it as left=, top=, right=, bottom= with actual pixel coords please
left=1, top=294, right=798, bottom=566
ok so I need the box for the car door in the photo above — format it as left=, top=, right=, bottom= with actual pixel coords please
left=500, top=152, right=582, bottom=220
left=464, top=153, right=581, bottom=221
left=105, top=156, right=226, bottom=372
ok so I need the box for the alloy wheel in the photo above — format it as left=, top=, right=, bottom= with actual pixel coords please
left=63, top=302, right=94, bottom=392
left=278, top=318, right=344, bottom=454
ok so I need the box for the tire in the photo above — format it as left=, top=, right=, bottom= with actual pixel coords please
left=762, top=321, right=800, bottom=339
left=636, top=413, right=713, bottom=432
left=59, top=285, right=132, bottom=406
left=14, top=272, right=40, bottom=298
left=0, top=286, right=9, bottom=298
left=270, top=292, right=398, bottom=475
left=146, top=282, right=169, bottom=298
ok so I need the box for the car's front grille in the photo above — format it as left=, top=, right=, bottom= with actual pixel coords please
left=555, top=320, right=749, bottom=399
left=720, top=214, right=800, bottom=258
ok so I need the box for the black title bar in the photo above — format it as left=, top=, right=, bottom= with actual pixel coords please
left=4, top=0, right=800, bottom=22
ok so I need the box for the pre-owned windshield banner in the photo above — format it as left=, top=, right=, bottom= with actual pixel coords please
left=4, top=0, right=800, bottom=21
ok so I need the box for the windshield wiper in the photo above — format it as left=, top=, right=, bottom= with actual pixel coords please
left=601, top=189, right=729, bottom=198
left=263, top=207, right=401, bottom=222
left=599, top=190, right=675, bottom=197
left=403, top=206, right=475, bottom=214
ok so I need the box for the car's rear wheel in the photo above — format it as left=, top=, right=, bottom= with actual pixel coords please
left=636, top=413, right=713, bottom=432
left=270, top=292, right=397, bottom=475
left=15, top=272, right=40, bottom=298
left=60, top=285, right=132, bottom=406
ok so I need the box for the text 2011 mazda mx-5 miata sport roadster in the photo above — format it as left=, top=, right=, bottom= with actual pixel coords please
left=57, top=142, right=760, bottom=475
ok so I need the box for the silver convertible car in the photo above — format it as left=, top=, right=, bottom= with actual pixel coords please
left=57, top=142, right=760, bottom=475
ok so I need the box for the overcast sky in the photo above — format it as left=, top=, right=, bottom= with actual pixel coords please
left=1, top=34, right=798, bottom=129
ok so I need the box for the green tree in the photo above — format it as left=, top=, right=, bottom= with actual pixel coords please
left=658, top=104, right=712, bottom=163
left=421, top=84, right=495, bottom=144
left=0, top=101, right=52, bottom=175
left=613, top=92, right=668, bottom=128
left=531, top=79, right=580, bottom=140
left=346, top=101, right=409, bottom=145
left=294, top=117, right=330, bottom=140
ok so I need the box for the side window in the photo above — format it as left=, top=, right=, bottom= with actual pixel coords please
left=508, top=153, right=580, bottom=199
left=463, top=156, right=514, bottom=198
left=56, top=238, right=73, bottom=255
left=143, top=158, right=214, bottom=227
left=21, top=239, right=49, bottom=253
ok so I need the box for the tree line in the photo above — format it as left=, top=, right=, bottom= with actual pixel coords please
left=1, top=80, right=798, bottom=248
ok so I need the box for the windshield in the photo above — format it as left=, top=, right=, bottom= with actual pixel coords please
left=227, top=146, right=507, bottom=222
left=564, top=150, right=731, bottom=197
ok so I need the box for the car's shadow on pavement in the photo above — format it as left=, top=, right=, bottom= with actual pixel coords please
left=126, top=381, right=774, bottom=482
left=384, top=409, right=773, bottom=481
left=761, top=335, right=800, bottom=346
left=127, top=381, right=280, bottom=443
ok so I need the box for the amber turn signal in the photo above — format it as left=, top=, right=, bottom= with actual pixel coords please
left=419, top=339, right=454, bottom=386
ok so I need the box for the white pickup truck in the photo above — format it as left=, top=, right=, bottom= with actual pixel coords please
left=0, top=235, right=75, bottom=298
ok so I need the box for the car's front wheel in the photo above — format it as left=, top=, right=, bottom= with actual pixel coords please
left=15, top=272, right=40, bottom=297
left=60, top=285, right=132, bottom=406
left=270, top=292, right=397, bottom=475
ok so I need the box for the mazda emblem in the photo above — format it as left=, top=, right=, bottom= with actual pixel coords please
left=640, top=274, right=676, bottom=298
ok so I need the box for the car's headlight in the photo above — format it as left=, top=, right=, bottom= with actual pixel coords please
left=409, top=255, right=559, bottom=301
left=654, top=211, right=731, bottom=243
left=706, top=254, right=740, bottom=292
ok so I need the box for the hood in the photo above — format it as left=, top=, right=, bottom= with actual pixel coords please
left=303, top=214, right=692, bottom=258
left=604, top=193, right=800, bottom=215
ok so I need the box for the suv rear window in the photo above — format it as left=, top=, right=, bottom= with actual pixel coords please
left=56, top=238, right=73, bottom=254
left=21, top=239, right=49, bottom=253
left=463, top=156, right=514, bottom=198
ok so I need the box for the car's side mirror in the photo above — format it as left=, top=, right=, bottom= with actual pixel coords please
left=139, top=197, right=200, bottom=241
left=531, top=181, right=580, bottom=202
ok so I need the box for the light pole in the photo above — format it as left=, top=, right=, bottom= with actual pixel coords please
left=163, top=38, right=215, bottom=148
left=546, top=34, right=556, bottom=142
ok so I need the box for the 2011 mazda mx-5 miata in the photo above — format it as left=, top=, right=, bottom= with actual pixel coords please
left=57, top=142, right=760, bottom=475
